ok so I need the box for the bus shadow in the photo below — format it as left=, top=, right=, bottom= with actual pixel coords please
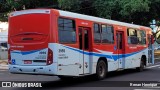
left=107, top=68, right=149, bottom=78
left=17, top=69, right=150, bottom=90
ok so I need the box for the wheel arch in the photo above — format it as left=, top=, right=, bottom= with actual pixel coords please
left=97, top=57, right=108, bottom=69
left=141, top=55, right=147, bottom=66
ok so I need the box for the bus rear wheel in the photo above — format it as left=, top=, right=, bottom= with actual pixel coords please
left=95, top=60, right=107, bottom=80
left=136, top=58, right=145, bottom=72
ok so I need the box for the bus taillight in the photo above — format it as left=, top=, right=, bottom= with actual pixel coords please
left=8, top=49, right=11, bottom=64
left=47, top=48, right=53, bottom=65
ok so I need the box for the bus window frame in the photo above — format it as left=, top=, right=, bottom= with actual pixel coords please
left=57, top=17, right=77, bottom=44
left=101, top=24, right=114, bottom=44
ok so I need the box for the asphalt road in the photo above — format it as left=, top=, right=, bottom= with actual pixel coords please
left=0, top=62, right=160, bottom=90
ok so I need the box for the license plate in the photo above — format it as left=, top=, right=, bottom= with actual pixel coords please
left=24, top=60, right=32, bottom=64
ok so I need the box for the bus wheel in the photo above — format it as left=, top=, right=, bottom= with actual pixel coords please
left=96, top=60, right=107, bottom=80
left=136, top=58, right=145, bottom=72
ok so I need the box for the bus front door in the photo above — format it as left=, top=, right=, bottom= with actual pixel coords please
left=116, top=31, right=125, bottom=69
left=78, top=27, right=91, bottom=75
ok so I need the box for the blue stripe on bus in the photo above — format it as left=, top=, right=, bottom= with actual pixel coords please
left=62, top=45, right=144, bottom=61
left=11, top=49, right=40, bottom=55
left=11, top=45, right=145, bottom=61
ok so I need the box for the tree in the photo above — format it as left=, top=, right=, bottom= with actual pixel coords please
left=58, top=0, right=151, bottom=26
left=148, top=0, right=160, bottom=27
left=0, top=0, right=57, bottom=21
left=119, top=0, right=150, bottom=17
left=0, top=0, right=160, bottom=27
left=58, top=0, right=80, bottom=10
left=92, top=0, right=116, bottom=19
left=93, top=0, right=151, bottom=26
left=58, top=0, right=96, bottom=16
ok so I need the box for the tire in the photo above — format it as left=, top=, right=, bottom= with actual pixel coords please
left=136, top=58, right=145, bottom=72
left=95, top=60, right=107, bottom=80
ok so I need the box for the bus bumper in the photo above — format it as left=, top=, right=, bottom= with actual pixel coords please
left=8, top=63, right=58, bottom=75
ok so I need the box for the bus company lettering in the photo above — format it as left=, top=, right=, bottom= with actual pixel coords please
left=117, top=26, right=123, bottom=30
left=129, top=47, right=137, bottom=49
left=59, top=49, right=65, bottom=53
left=81, top=22, right=88, bottom=25
left=35, top=55, right=47, bottom=59
left=58, top=49, right=68, bottom=59
left=58, top=54, right=68, bottom=59
left=10, top=45, right=24, bottom=48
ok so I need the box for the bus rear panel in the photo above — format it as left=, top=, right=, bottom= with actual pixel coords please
left=8, top=9, right=58, bottom=75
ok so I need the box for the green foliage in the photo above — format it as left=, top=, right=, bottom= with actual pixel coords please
left=58, top=0, right=81, bottom=10
left=92, top=0, right=151, bottom=25
left=57, top=0, right=95, bottom=15
left=0, top=12, right=9, bottom=22
left=157, top=21, right=160, bottom=26
left=0, top=0, right=56, bottom=21
left=74, top=0, right=150, bottom=26
left=0, top=0, right=160, bottom=27
left=92, top=0, right=116, bottom=19
left=119, top=0, right=150, bottom=16
left=149, top=0, right=160, bottom=20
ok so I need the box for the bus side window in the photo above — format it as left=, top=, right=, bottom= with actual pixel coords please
left=127, top=28, right=138, bottom=44
left=137, top=30, right=146, bottom=44
left=101, top=25, right=114, bottom=44
left=93, top=23, right=101, bottom=43
left=58, top=17, right=76, bottom=43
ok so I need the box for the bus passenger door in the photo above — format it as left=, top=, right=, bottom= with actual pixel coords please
left=78, top=27, right=91, bottom=75
left=116, top=31, right=125, bottom=69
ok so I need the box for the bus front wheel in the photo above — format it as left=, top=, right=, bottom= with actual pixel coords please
left=95, top=60, right=107, bottom=80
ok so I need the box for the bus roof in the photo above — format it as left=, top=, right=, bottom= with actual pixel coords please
left=57, top=9, right=151, bottom=30
left=10, top=9, right=151, bottom=30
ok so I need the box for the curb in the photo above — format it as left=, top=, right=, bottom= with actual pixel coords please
left=0, top=59, right=8, bottom=70
left=0, top=65, right=9, bottom=70
left=0, top=60, right=8, bottom=65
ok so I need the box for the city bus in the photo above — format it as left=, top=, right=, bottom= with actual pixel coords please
left=8, top=9, right=154, bottom=80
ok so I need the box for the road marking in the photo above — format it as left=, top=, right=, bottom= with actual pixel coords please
left=134, top=87, right=159, bottom=90
left=146, top=64, right=160, bottom=68
left=0, top=64, right=9, bottom=71
left=155, top=58, right=158, bottom=59
left=0, top=65, right=8, bottom=67
left=155, top=62, right=160, bottom=64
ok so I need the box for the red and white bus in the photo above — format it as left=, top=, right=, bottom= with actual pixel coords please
left=8, top=9, right=154, bottom=79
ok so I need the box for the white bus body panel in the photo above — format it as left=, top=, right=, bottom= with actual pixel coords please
left=9, top=43, right=149, bottom=76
